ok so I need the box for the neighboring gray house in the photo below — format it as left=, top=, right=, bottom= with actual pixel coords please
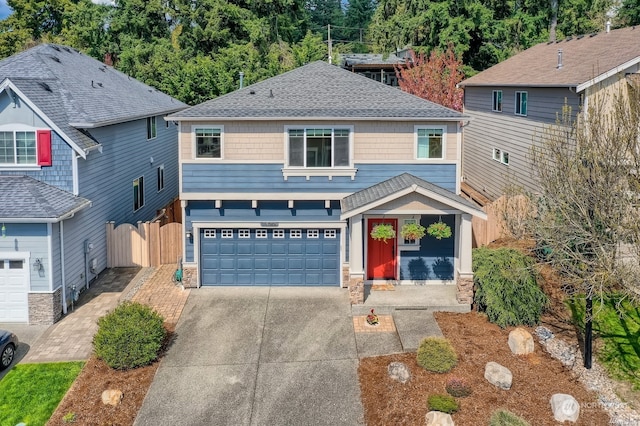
left=459, top=25, right=640, bottom=201
left=0, top=44, right=187, bottom=324
left=340, top=52, right=408, bottom=86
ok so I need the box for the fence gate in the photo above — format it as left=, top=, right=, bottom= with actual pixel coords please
left=107, top=221, right=183, bottom=267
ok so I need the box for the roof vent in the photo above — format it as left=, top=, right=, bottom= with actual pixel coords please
left=249, top=90, right=255, bottom=95
left=51, top=45, right=60, bottom=52
left=269, top=89, right=274, bottom=98
left=38, top=82, right=52, bottom=92
left=49, top=55, right=60, bottom=63
left=557, top=49, right=563, bottom=69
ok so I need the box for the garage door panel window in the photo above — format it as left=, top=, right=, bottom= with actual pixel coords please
left=307, top=229, right=319, bottom=238
left=273, top=230, right=285, bottom=238
left=290, top=229, right=302, bottom=238
left=238, top=229, right=250, bottom=238
left=8, top=260, right=24, bottom=269
left=203, top=229, right=216, bottom=238
left=221, top=229, right=233, bottom=238
left=256, top=229, right=268, bottom=238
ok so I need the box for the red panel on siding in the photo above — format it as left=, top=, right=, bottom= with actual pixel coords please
left=37, top=130, right=52, bottom=166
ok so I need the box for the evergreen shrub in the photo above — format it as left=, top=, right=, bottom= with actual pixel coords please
left=416, top=337, right=458, bottom=373
left=489, top=409, right=531, bottom=426
left=445, top=376, right=472, bottom=397
left=427, top=393, right=459, bottom=414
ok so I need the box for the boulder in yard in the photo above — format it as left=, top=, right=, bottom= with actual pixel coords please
left=550, top=393, right=580, bottom=422
left=102, top=389, right=124, bottom=406
left=388, top=362, right=411, bottom=384
left=484, top=361, right=512, bottom=390
left=425, top=411, right=454, bottom=426
left=508, top=328, right=534, bottom=355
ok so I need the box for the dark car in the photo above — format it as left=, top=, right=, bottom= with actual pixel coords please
left=0, top=329, right=18, bottom=370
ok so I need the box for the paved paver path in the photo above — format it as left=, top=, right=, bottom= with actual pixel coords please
left=132, top=264, right=190, bottom=325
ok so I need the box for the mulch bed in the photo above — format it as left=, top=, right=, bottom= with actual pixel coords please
left=359, top=311, right=611, bottom=425
left=46, top=325, right=174, bottom=426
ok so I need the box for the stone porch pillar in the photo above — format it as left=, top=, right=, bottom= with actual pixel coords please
left=456, top=213, right=474, bottom=304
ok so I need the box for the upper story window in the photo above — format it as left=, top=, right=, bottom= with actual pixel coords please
left=147, top=116, right=157, bottom=140
left=515, top=91, right=528, bottom=116
left=415, top=127, right=445, bottom=160
left=194, top=126, right=222, bottom=159
left=0, top=129, right=51, bottom=167
left=287, top=128, right=350, bottom=168
left=492, top=148, right=509, bottom=165
left=492, top=90, right=502, bottom=112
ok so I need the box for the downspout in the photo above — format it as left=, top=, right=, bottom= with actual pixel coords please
left=60, top=221, right=67, bottom=315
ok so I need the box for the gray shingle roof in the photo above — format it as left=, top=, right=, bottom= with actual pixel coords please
left=459, top=26, right=640, bottom=88
left=0, top=44, right=187, bottom=151
left=341, top=173, right=484, bottom=215
left=169, top=61, right=466, bottom=120
left=0, top=176, right=91, bottom=221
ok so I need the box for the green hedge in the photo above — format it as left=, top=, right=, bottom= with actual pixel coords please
left=473, top=247, right=548, bottom=328
left=93, top=302, right=166, bottom=370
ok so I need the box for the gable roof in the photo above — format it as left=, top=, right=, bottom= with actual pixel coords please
left=459, top=26, right=640, bottom=90
left=0, top=176, right=91, bottom=222
left=169, top=61, right=466, bottom=121
left=0, top=44, right=187, bottom=154
left=341, top=173, right=486, bottom=219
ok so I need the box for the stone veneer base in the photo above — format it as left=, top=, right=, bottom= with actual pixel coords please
left=28, top=287, right=62, bottom=325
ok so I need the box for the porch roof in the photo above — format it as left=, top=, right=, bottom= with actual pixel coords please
left=340, top=173, right=486, bottom=220
left=0, top=176, right=91, bottom=222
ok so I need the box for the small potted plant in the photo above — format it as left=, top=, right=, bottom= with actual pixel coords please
left=427, top=220, right=452, bottom=239
left=400, top=222, right=426, bottom=240
left=370, top=223, right=396, bottom=243
left=366, top=309, right=379, bottom=326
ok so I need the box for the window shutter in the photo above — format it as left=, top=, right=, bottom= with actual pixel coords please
left=37, top=130, right=52, bottom=166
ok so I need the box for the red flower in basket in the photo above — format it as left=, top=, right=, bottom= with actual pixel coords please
left=366, top=309, right=379, bottom=326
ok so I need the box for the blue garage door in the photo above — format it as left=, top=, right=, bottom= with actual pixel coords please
left=200, top=228, right=340, bottom=286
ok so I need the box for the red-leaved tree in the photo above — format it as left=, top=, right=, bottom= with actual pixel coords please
left=395, top=47, right=464, bottom=112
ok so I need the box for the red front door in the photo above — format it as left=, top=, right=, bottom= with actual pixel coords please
left=367, top=219, right=397, bottom=280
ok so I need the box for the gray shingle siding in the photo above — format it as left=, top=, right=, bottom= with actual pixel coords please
left=462, top=86, right=581, bottom=199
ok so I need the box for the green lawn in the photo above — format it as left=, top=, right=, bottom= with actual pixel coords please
left=568, top=294, right=640, bottom=389
left=0, top=362, right=84, bottom=426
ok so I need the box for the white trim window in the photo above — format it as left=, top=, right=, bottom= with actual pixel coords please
left=221, top=229, right=233, bottom=238
left=203, top=229, right=216, bottom=238
left=492, top=148, right=509, bottom=165
left=290, top=229, right=302, bottom=238
left=324, top=229, right=336, bottom=238
left=238, top=229, right=250, bottom=238
left=193, top=126, right=223, bottom=159
left=0, top=130, right=36, bottom=165
left=415, top=126, right=445, bottom=159
left=515, top=91, right=528, bottom=116
left=286, top=127, right=351, bottom=168
left=273, top=229, right=285, bottom=238
left=492, top=90, right=502, bottom=112
left=307, top=229, right=319, bottom=238
left=256, top=229, right=268, bottom=238
left=147, top=116, right=157, bottom=140
left=133, top=176, right=144, bottom=212
left=157, top=164, right=165, bottom=192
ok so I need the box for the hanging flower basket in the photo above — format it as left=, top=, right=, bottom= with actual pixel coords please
left=400, top=222, right=426, bottom=240
left=370, top=223, right=396, bottom=243
left=427, top=221, right=452, bottom=239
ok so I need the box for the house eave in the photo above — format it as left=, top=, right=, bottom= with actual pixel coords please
left=0, top=200, right=92, bottom=223
left=576, top=56, right=640, bottom=93
left=70, top=106, right=187, bottom=129
left=167, top=115, right=468, bottom=122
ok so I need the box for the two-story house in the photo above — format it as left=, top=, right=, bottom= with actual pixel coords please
left=459, top=25, right=640, bottom=201
left=169, top=61, right=485, bottom=306
left=0, top=44, right=187, bottom=324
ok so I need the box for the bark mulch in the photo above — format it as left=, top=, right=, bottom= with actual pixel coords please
left=359, top=311, right=611, bottom=426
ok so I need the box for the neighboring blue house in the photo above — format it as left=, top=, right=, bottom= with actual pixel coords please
left=0, top=44, right=187, bottom=324
left=168, top=61, right=485, bottom=306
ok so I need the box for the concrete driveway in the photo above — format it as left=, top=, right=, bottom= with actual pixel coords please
left=135, top=287, right=364, bottom=426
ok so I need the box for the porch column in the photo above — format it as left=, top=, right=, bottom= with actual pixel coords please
left=349, top=214, right=364, bottom=280
left=457, top=213, right=474, bottom=304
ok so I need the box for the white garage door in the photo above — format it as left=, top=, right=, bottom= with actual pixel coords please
left=0, top=256, right=29, bottom=322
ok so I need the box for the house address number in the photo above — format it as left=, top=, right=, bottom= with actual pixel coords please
left=260, top=222, right=279, bottom=227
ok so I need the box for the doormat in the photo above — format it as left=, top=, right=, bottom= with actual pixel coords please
left=353, top=315, right=396, bottom=333
left=371, top=283, right=396, bottom=291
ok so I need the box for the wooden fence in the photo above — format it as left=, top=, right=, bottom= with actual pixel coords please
left=106, top=221, right=183, bottom=267
left=471, top=194, right=533, bottom=247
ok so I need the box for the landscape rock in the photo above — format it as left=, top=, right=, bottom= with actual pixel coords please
left=425, top=411, right=454, bottom=426
left=545, top=338, right=577, bottom=368
left=388, top=362, right=411, bottom=383
left=508, top=328, right=534, bottom=355
left=102, top=389, right=123, bottom=406
left=550, top=393, right=580, bottom=422
left=484, top=361, right=513, bottom=390
left=535, top=325, right=554, bottom=342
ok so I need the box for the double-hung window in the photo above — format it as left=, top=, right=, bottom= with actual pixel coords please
left=287, top=128, right=350, bottom=168
left=416, top=127, right=445, bottom=159
left=0, top=129, right=52, bottom=166
left=515, top=91, right=528, bottom=116
left=147, top=116, right=157, bottom=140
left=194, top=126, right=222, bottom=159
left=492, top=90, right=502, bottom=112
